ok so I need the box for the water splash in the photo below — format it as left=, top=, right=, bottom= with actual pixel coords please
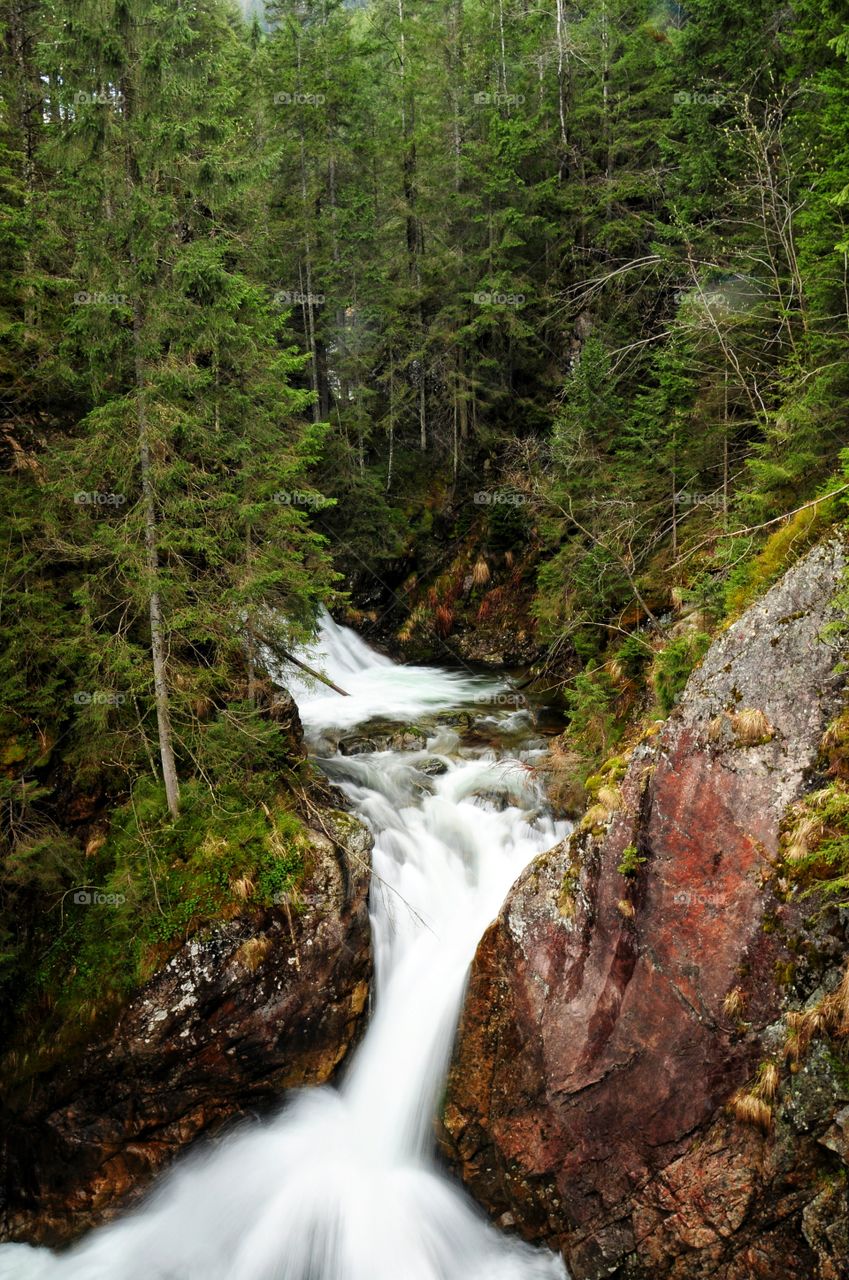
left=284, top=609, right=500, bottom=741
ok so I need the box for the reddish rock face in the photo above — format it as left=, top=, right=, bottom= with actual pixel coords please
left=0, top=813, right=372, bottom=1246
left=443, top=540, right=849, bottom=1279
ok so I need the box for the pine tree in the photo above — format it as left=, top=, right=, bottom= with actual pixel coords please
left=37, top=0, right=335, bottom=811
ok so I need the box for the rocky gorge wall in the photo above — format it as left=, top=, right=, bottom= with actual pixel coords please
left=0, top=811, right=372, bottom=1246
left=443, top=538, right=849, bottom=1279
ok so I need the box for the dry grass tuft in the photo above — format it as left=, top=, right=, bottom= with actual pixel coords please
left=77, top=999, right=101, bottom=1026
left=707, top=713, right=728, bottom=744
left=85, top=830, right=107, bottom=857
left=539, top=742, right=585, bottom=817
left=472, top=556, right=491, bottom=587
left=730, top=1089, right=773, bottom=1132
left=784, top=814, right=824, bottom=863
left=616, top=899, right=635, bottom=919
left=784, top=1005, right=829, bottom=1062
left=783, top=1019, right=805, bottom=1064
left=435, top=604, right=454, bottom=637
left=580, top=803, right=611, bottom=832
left=819, top=985, right=849, bottom=1037
left=607, top=659, right=627, bottom=685
left=231, top=875, right=256, bottom=902
left=821, top=717, right=847, bottom=752
left=596, top=785, right=622, bottom=813
left=729, top=707, right=774, bottom=746
left=201, top=833, right=229, bottom=858
left=234, top=935, right=272, bottom=973
left=752, top=1061, right=780, bottom=1102
left=723, top=987, right=746, bottom=1020
left=835, top=963, right=849, bottom=1034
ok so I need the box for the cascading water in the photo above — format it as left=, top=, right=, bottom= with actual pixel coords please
left=1, top=614, right=569, bottom=1280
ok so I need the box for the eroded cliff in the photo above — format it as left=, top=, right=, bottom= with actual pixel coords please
left=443, top=538, right=849, bottom=1279
left=0, top=811, right=372, bottom=1245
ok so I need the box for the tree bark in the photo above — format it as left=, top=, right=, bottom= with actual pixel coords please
left=555, top=0, right=569, bottom=178
left=387, top=352, right=395, bottom=493
left=135, top=310, right=180, bottom=819
left=276, top=649, right=349, bottom=696
left=245, top=526, right=258, bottom=705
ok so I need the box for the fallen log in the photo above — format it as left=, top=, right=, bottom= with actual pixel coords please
left=278, top=648, right=350, bottom=697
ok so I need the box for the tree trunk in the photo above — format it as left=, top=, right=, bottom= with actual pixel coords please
left=134, top=310, right=180, bottom=818
left=670, top=437, right=678, bottom=562
left=452, top=387, right=459, bottom=481
left=296, top=35, right=322, bottom=422
left=387, top=353, right=395, bottom=493
left=497, top=0, right=507, bottom=98
left=722, top=368, right=729, bottom=526
left=458, top=349, right=468, bottom=442
left=419, top=375, right=427, bottom=451
left=450, top=0, right=463, bottom=191
left=397, top=0, right=426, bottom=450
left=601, top=0, right=609, bottom=165
left=245, top=526, right=258, bottom=705
left=555, top=0, right=568, bottom=178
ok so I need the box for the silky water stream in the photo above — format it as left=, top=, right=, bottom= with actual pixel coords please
left=1, top=613, right=569, bottom=1280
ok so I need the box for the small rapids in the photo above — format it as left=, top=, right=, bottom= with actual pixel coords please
left=1, top=613, right=569, bottom=1280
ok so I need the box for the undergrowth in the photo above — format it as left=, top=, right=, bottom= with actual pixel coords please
left=3, top=779, right=307, bottom=1081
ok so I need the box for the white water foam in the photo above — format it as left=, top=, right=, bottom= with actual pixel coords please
left=0, top=616, right=569, bottom=1280
left=284, top=610, right=500, bottom=741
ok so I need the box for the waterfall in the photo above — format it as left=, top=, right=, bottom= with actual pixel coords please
left=1, top=614, right=569, bottom=1280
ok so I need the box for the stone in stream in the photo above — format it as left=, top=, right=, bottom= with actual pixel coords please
left=442, top=538, right=849, bottom=1280
left=419, top=757, right=450, bottom=777
left=338, top=724, right=429, bottom=755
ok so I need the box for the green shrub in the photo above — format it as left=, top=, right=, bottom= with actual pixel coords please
left=618, top=844, right=646, bottom=876
left=616, top=633, right=651, bottom=680
left=653, top=632, right=711, bottom=714
left=566, top=667, right=619, bottom=766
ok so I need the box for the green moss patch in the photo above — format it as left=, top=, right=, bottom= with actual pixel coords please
left=4, top=779, right=308, bottom=1081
